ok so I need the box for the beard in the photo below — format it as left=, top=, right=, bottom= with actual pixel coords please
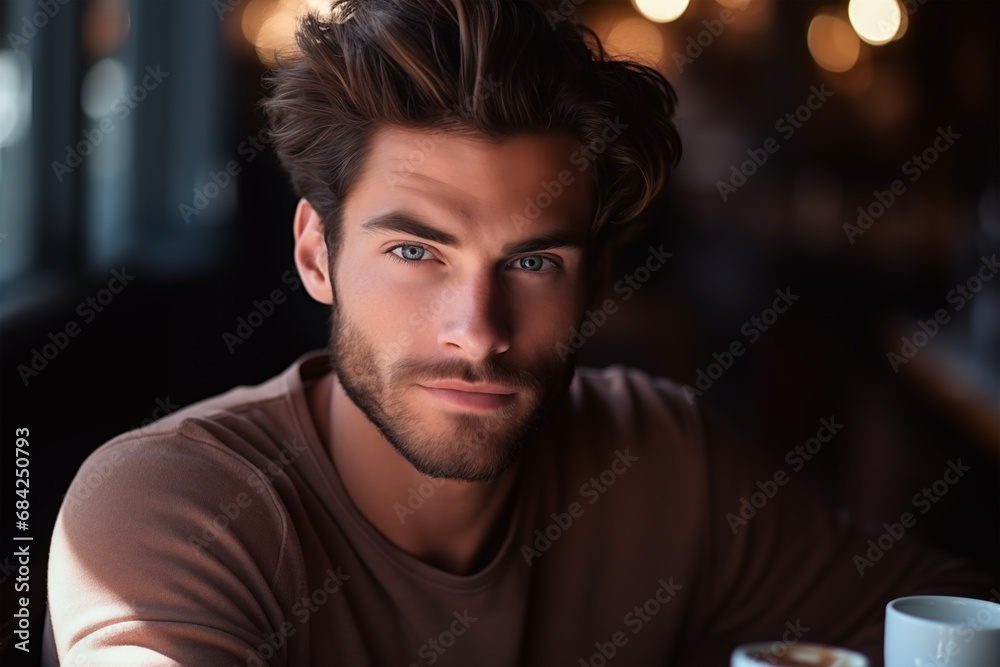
left=326, top=300, right=576, bottom=483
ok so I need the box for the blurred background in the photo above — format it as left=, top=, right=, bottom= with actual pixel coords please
left=0, top=0, right=997, bottom=662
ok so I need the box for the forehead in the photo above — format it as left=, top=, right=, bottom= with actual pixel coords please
left=343, top=126, right=595, bottom=240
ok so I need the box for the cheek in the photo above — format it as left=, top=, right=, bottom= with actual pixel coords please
left=506, top=283, right=588, bottom=349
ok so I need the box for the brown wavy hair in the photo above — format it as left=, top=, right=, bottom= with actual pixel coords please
left=263, top=0, right=681, bottom=258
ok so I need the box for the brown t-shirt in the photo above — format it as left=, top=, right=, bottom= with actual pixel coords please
left=47, top=351, right=989, bottom=666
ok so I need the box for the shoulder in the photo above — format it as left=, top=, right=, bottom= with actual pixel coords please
left=59, top=420, right=293, bottom=563
left=568, top=365, right=704, bottom=441
left=539, top=365, right=709, bottom=484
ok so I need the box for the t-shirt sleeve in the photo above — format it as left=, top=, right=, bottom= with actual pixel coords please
left=47, top=424, right=300, bottom=667
left=675, top=416, right=995, bottom=665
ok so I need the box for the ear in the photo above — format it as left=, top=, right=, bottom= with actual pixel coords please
left=293, top=198, right=334, bottom=305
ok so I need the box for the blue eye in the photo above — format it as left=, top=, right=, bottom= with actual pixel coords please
left=390, top=244, right=436, bottom=261
left=514, top=256, right=553, bottom=272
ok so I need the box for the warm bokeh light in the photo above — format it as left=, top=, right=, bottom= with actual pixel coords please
left=633, top=0, right=690, bottom=23
left=808, top=11, right=861, bottom=72
left=82, top=0, right=130, bottom=58
left=241, top=0, right=275, bottom=47
left=255, top=8, right=300, bottom=66
left=891, top=4, right=908, bottom=41
left=240, top=0, right=337, bottom=65
left=605, top=17, right=665, bottom=66
left=848, top=0, right=901, bottom=45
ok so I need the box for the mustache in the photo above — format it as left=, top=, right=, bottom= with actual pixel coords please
left=389, top=357, right=544, bottom=393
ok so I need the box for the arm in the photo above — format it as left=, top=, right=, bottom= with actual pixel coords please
left=47, top=426, right=302, bottom=666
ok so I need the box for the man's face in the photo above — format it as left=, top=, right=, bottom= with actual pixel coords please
left=328, top=127, right=596, bottom=483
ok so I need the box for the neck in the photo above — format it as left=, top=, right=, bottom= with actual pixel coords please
left=308, top=373, right=522, bottom=575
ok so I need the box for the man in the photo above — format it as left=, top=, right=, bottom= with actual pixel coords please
left=47, top=1, right=991, bottom=665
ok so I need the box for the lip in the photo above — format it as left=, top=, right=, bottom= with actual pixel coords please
left=418, top=382, right=516, bottom=411
left=419, top=380, right=516, bottom=395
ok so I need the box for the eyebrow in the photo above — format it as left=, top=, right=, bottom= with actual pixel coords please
left=360, top=212, right=588, bottom=255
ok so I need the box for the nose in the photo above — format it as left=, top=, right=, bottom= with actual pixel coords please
left=435, top=271, right=511, bottom=362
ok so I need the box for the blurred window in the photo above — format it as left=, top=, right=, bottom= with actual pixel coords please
left=0, top=0, right=228, bottom=319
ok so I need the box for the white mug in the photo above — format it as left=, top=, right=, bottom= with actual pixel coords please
left=731, top=642, right=869, bottom=666
left=885, top=595, right=1000, bottom=667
